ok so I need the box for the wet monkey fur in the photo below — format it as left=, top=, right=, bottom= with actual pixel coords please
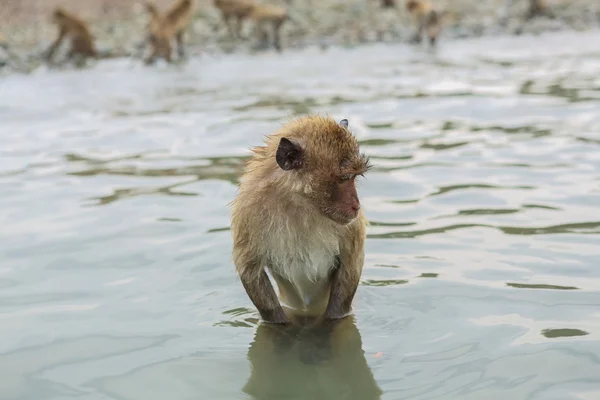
left=230, top=116, right=371, bottom=325
left=144, top=0, right=193, bottom=64
left=45, top=8, right=97, bottom=64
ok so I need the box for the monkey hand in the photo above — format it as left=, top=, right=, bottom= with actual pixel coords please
left=260, top=308, right=291, bottom=325
left=323, top=307, right=353, bottom=322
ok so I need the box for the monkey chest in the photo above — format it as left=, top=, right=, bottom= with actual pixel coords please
left=267, top=244, right=338, bottom=310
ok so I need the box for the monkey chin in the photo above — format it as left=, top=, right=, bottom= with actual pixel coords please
left=327, top=210, right=359, bottom=226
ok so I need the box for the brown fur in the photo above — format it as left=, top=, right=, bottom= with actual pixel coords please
left=45, top=8, right=97, bottom=63
left=526, top=0, right=554, bottom=20
left=213, top=0, right=256, bottom=39
left=248, top=4, right=288, bottom=51
left=406, top=0, right=443, bottom=46
left=144, top=0, right=193, bottom=65
left=213, top=0, right=288, bottom=50
left=230, top=115, right=371, bottom=325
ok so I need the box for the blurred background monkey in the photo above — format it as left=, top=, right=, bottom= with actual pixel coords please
left=248, top=4, right=289, bottom=51
left=526, top=0, right=555, bottom=20
left=44, top=8, right=97, bottom=65
left=213, top=0, right=256, bottom=40
left=406, top=0, right=446, bottom=47
left=144, top=0, right=193, bottom=64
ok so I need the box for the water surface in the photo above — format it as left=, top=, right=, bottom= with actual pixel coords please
left=1, top=30, right=600, bottom=400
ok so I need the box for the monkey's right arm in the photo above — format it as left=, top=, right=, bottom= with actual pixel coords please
left=238, top=265, right=290, bottom=324
left=232, top=206, right=290, bottom=324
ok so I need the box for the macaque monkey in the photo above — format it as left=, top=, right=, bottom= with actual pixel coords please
left=144, top=0, right=193, bottom=65
left=525, top=0, right=554, bottom=20
left=406, top=0, right=442, bottom=46
left=44, top=8, right=97, bottom=64
left=248, top=4, right=289, bottom=52
left=514, top=0, right=555, bottom=35
left=230, top=115, right=371, bottom=325
left=213, top=0, right=256, bottom=40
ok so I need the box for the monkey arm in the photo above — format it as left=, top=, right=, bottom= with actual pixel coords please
left=235, top=254, right=290, bottom=324
left=323, top=257, right=361, bottom=320
left=323, top=221, right=365, bottom=320
left=239, top=268, right=290, bottom=324
left=45, top=27, right=67, bottom=60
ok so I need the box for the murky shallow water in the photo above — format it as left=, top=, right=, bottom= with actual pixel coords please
left=1, top=29, right=600, bottom=400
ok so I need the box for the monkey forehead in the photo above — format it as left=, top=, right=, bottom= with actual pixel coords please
left=283, top=115, right=358, bottom=147
left=282, top=115, right=361, bottom=163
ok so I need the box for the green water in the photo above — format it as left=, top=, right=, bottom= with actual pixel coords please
left=1, top=30, right=600, bottom=400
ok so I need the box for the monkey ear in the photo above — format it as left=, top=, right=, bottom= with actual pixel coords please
left=276, top=138, right=304, bottom=171
left=339, top=119, right=349, bottom=128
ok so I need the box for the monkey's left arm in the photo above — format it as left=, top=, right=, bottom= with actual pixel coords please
left=323, top=222, right=365, bottom=320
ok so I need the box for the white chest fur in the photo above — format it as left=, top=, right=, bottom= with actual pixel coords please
left=263, top=215, right=341, bottom=308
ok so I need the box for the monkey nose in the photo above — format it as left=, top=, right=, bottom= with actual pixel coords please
left=351, top=203, right=360, bottom=212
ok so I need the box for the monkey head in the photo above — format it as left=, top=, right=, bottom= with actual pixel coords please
left=274, top=116, right=371, bottom=225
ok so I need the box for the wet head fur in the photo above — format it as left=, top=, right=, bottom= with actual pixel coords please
left=239, top=115, right=370, bottom=225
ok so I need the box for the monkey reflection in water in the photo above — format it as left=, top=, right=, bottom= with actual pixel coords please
left=244, top=315, right=382, bottom=400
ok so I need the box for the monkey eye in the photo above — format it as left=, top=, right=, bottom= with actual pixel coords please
left=339, top=174, right=354, bottom=182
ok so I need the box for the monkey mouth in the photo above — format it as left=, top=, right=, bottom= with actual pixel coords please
left=330, top=210, right=358, bottom=225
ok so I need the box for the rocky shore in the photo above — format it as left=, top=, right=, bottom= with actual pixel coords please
left=0, top=0, right=599, bottom=75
